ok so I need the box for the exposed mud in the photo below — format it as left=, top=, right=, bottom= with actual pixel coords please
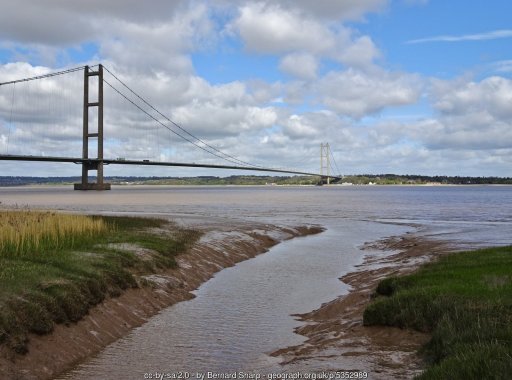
left=273, top=230, right=454, bottom=379
left=0, top=221, right=323, bottom=380
left=0, top=218, right=455, bottom=380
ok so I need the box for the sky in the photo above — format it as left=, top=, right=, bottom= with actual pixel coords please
left=0, top=0, right=511, bottom=178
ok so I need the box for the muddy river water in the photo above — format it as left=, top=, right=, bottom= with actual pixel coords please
left=1, top=185, right=511, bottom=379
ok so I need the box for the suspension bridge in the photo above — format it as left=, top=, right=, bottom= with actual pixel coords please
left=0, top=64, right=341, bottom=190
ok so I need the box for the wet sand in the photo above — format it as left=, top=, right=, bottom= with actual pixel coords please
left=274, top=229, right=453, bottom=379
left=0, top=219, right=322, bottom=380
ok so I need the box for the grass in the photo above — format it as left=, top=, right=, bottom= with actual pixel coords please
left=363, top=245, right=512, bottom=379
left=0, top=210, right=109, bottom=256
left=0, top=210, right=200, bottom=355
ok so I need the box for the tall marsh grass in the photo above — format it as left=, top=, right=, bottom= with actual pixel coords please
left=0, top=210, right=109, bottom=256
left=0, top=214, right=199, bottom=355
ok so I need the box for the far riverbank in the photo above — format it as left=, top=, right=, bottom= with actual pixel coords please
left=1, top=173, right=511, bottom=187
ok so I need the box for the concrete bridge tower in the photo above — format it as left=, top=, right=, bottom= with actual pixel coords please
left=74, top=65, right=111, bottom=190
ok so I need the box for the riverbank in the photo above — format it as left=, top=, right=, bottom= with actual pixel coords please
left=364, top=245, right=512, bottom=379
left=273, top=229, right=454, bottom=379
left=0, top=213, right=323, bottom=380
left=0, top=213, right=202, bottom=353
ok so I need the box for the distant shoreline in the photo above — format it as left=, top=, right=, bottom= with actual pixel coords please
left=0, top=174, right=511, bottom=187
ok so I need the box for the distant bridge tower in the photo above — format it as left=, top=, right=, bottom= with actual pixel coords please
left=320, top=143, right=330, bottom=185
left=74, top=65, right=111, bottom=190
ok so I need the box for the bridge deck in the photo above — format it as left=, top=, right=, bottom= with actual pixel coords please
left=0, top=154, right=340, bottom=179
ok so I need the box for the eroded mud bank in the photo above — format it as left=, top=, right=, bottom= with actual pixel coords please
left=0, top=221, right=322, bottom=380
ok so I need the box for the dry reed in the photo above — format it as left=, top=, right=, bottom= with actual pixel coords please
left=0, top=210, right=109, bottom=256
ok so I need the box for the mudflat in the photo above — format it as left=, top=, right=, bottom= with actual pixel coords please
left=274, top=231, right=452, bottom=379
left=0, top=217, right=322, bottom=380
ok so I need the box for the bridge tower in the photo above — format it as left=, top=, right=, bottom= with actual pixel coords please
left=320, top=143, right=330, bottom=185
left=74, top=65, right=111, bottom=190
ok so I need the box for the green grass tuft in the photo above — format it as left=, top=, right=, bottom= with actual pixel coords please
left=363, top=245, right=512, bottom=378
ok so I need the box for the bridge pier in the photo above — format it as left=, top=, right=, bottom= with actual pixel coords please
left=74, top=64, right=111, bottom=190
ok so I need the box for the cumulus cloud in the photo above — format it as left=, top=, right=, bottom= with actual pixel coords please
left=336, top=36, right=381, bottom=68
left=1, top=1, right=213, bottom=74
left=0, top=0, right=188, bottom=45
left=229, top=2, right=380, bottom=68
left=230, top=3, right=336, bottom=54
left=407, top=76, right=512, bottom=151
left=316, top=68, right=422, bottom=118
left=282, top=114, right=320, bottom=140
left=0, top=62, right=282, bottom=166
left=332, top=74, right=512, bottom=174
left=1, top=0, right=511, bottom=177
left=412, top=117, right=512, bottom=151
left=100, top=4, right=215, bottom=74
left=102, top=71, right=283, bottom=163
left=270, top=0, right=387, bottom=21
left=279, top=53, right=318, bottom=79
left=432, top=76, right=512, bottom=119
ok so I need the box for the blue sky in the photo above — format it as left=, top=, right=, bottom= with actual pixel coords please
left=367, top=1, right=512, bottom=78
left=0, top=0, right=511, bottom=177
left=189, top=0, right=512, bottom=84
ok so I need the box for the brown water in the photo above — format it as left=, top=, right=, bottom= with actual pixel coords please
left=1, top=185, right=511, bottom=379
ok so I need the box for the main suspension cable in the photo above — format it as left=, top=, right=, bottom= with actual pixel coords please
left=103, top=78, right=263, bottom=167
left=0, top=66, right=86, bottom=86
left=329, top=148, right=341, bottom=177
left=102, top=66, right=264, bottom=169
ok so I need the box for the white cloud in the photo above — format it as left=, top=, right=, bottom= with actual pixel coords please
left=0, top=0, right=188, bottom=45
left=332, top=74, right=512, bottom=174
left=172, top=103, right=277, bottom=138
left=491, top=60, right=512, bottom=73
left=407, top=29, right=512, bottom=44
left=279, top=53, right=318, bottom=79
left=336, top=36, right=381, bottom=67
left=316, top=68, right=422, bottom=118
left=415, top=117, right=512, bottom=151
left=0, top=1, right=213, bottom=74
left=229, top=2, right=380, bottom=68
left=282, top=114, right=320, bottom=140
left=0, top=60, right=288, bottom=169
left=98, top=4, right=215, bottom=74
left=1, top=1, right=512, bottom=177
left=404, top=76, right=512, bottom=151
left=432, top=76, right=512, bottom=119
left=271, top=0, right=387, bottom=21
left=230, top=3, right=336, bottom=54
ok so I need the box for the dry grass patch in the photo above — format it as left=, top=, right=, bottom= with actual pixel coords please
left=0, top=210, right=109, bottom=257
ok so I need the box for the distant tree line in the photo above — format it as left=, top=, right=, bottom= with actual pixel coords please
left=0, top=174, right=510, bottom=187
left=341, top=174, right=512, bottom=185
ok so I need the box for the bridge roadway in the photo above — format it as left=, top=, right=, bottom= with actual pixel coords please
left=0, top=154, right=341, bottom=180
